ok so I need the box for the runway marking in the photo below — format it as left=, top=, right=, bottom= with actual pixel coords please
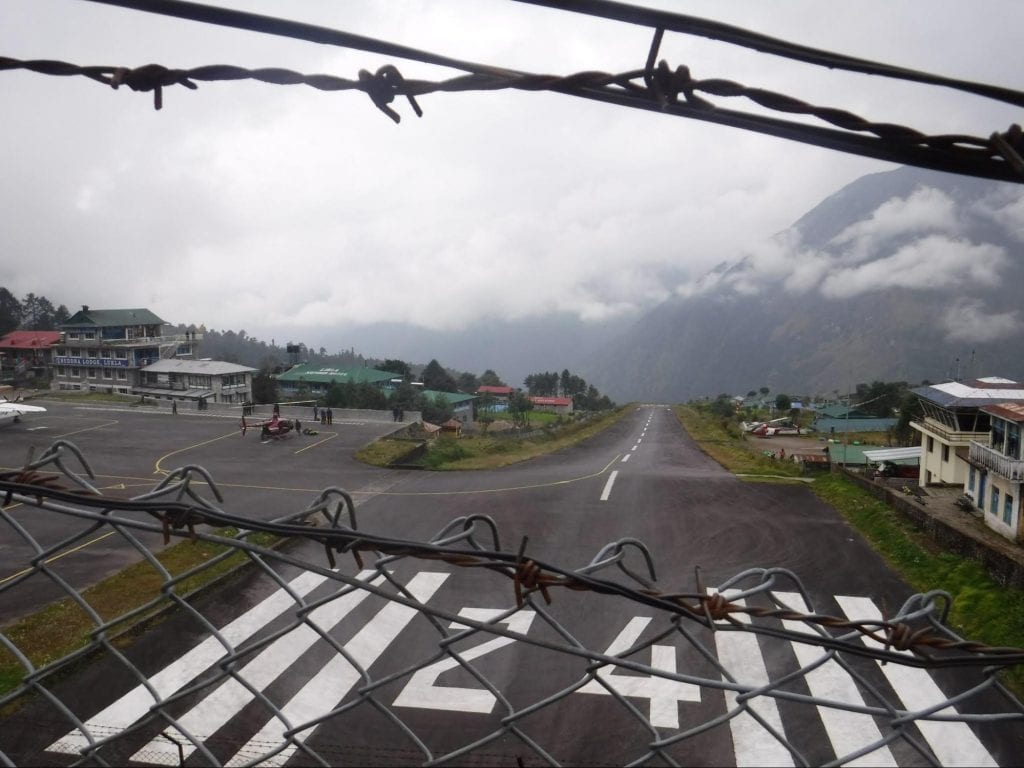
left=775, top=591, right=896, bottom=767
left=835, top=595, right=996, bottom=767
left=224, top=571, right=449, bottom=767
left=577, top=616, right=700, bottom=729
left=49, top=568, right=334, bottom=756
left=134, top=569, right=383, bottom=765
left=153, top=429, right=246, bottom=474
left=621, top=454, right=630, bottom=463
left=0, top=531, right=118, bottom=587
left=44, top=578, right=1001, bottom=765
left=712, top=590, right=793, bottom=766
left=393, top=608, right=537, bottom=713
left=600, top=470, right=618, bottom=501
left=56, top=419, right=120, bottom=439
left=293, top=431, right=337, bottom=454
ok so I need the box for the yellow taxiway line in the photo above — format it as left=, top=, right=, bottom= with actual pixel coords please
left=0, top=530, right=117, bottom=587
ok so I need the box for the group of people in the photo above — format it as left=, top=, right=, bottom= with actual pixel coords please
left=311, top=404, right=334, bottom=425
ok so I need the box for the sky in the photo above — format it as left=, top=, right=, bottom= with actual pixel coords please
left=3, top=0, right=1022, bottom=358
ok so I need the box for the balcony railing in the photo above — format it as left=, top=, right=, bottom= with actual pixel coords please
left=969, top=441, right=1024, bottom=481
left=63, top=333, right=201, bottom=347
left=911, top=419, right=988, bottom=445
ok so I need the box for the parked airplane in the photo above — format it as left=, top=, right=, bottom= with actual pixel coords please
left=0, top=397, right=47, bottom=426
left=747, top=417, right=804, bottom=437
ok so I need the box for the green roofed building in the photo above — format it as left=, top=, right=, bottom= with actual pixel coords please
left=421, top=389, right=477, bottom=423
left=274, top=363, right=394, bottom=397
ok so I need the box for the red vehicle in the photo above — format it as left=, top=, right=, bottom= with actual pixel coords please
left=241, top=414, right=294, bottom=440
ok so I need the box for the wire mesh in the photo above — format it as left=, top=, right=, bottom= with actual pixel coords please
left=2, top=441, right=1022, bottom=767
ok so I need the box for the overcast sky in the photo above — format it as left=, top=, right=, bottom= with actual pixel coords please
left=3, top=0, right=1021, bottom=354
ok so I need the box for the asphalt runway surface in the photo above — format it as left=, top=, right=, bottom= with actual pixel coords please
left=1, top=402, right=1021, bottom=766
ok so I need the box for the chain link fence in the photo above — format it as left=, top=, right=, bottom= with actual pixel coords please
left=2, top=440, right=1023, bottom=766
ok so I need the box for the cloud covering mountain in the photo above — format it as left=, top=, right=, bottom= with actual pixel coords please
left=577, top=166, right=1024, bottom=402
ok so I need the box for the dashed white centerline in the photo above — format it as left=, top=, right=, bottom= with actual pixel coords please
left=621, top=454, right=630, bottom=463
left=600, top=470, right=618, bottom=501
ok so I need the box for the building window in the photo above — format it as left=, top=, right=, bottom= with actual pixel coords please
left=1005, top=494, right=1015, bottom=526
left=1008, top=424, right=1021, bottom=460
left=990, top=487, right=1000, bottom=515
left=941, top=444, right=950, bottom=462
left=927, top=436, right=934, bottom=453
left=117, top=370, right=127, bottom=380
left=968, top=467, right=976, bottom=493
left=992, top=418, right=1006, bottom=453
left=71, top=367, right=80, bottom=377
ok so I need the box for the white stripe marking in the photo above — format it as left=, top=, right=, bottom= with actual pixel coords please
left=621, top=454, right=630, bottom=463
left=48, top=569, right=331, bottom=756
left=132, top=570, right=382, bottom=764
left=600, top=470, right=618, bottom=501
left=712, top=590, right=793, bottom=766
left=775, top=592, right=896, bottom=767
left=225, top=571, right=449, bottom=767
left=835, top=596, right=996, bottom=767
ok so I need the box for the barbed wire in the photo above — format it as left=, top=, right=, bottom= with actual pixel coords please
left=3, top=439, right=1023, bottom=766
left=5, top=2, right=1024, bottom=182
left=3, top=440, right=1024, bottom=668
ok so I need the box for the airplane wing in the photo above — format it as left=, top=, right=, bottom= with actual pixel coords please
left=0, top=400, right=47, bottom=415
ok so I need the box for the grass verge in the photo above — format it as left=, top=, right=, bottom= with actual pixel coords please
left=676, top=404, right=1024, bottom=698
left=0, top=528, right=279, bottom=698
left=357, top=408, right=630, bottom=470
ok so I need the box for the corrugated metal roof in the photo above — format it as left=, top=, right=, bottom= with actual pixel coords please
left=275, top=363, right=393, bottom=384
left=862, top=446, right=922, bottom=462
left=477, top=385, right=512, bottom=395
left=982, top=402, right=1024, bottom=422
left=421, top=389, right=476, bottom=405
left=142, top=359, right=256, bottom=375
left=0, top=331, right=61, bottom=349
left=62, top=308, right=167, bottom=327
left=913, top=378, right=1024, bottom=408
left=530, top=396, right=573, bottom=406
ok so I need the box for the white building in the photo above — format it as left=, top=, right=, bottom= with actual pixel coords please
left=135, top=359, right=256, bottom=405
left=910, top=377, right=1024, bottom=487
left=966, top=403, right=1024, bottom=542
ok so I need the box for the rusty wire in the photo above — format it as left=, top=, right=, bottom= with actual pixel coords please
left=2, top=442, right=1023, bottom=669
left=4, top=1, right=1024, bottom=182
left=3, top=440, right=1023, bottom=767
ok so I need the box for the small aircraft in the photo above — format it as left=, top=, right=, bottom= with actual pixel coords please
left=748, top=417, right=803, bottom=437
left=0, top=396, right=47, bottom=426
left=241, top=413, right=294, bottom=440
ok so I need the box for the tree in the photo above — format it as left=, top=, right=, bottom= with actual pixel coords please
left=377, top=359, right=412, bottom=380
left=252, top=370, right=279, bottom=404
left=0, top=287, right=20, bottom=337
left=524, top=371, right=559, bottom=396
left=759, top=386, right=770, bottom=396
left=854, top=380, right=908, bottom=418
left=480, top=369, right=504, bottom=387
left=421, top=359, right=458, bottom=392
left=508, top=390, right=533, bottom=429
left=457, top=371, right=479, bottom=392
left=421, top=392, right=454, bottom=424
left=774, top=393, right=792, bottom=411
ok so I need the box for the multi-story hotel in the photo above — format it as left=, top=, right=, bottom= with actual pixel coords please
left=52, top=306, right=199, bottom=395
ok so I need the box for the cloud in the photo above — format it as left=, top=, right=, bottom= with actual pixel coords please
left=820, top=235, right=1005, bottom=298
left=828, top=186, right=959, bottom=264
left=942, top=300, right=1023, bottom=343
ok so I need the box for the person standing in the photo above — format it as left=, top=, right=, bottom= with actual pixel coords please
left=313, top=404, right=319, bottom=422
left=327, top=407, right=333, bottom=425
left=172, top=401, right=177, bottom=415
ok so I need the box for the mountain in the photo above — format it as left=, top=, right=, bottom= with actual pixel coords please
left=575, top=166, right=1024, bottom=402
